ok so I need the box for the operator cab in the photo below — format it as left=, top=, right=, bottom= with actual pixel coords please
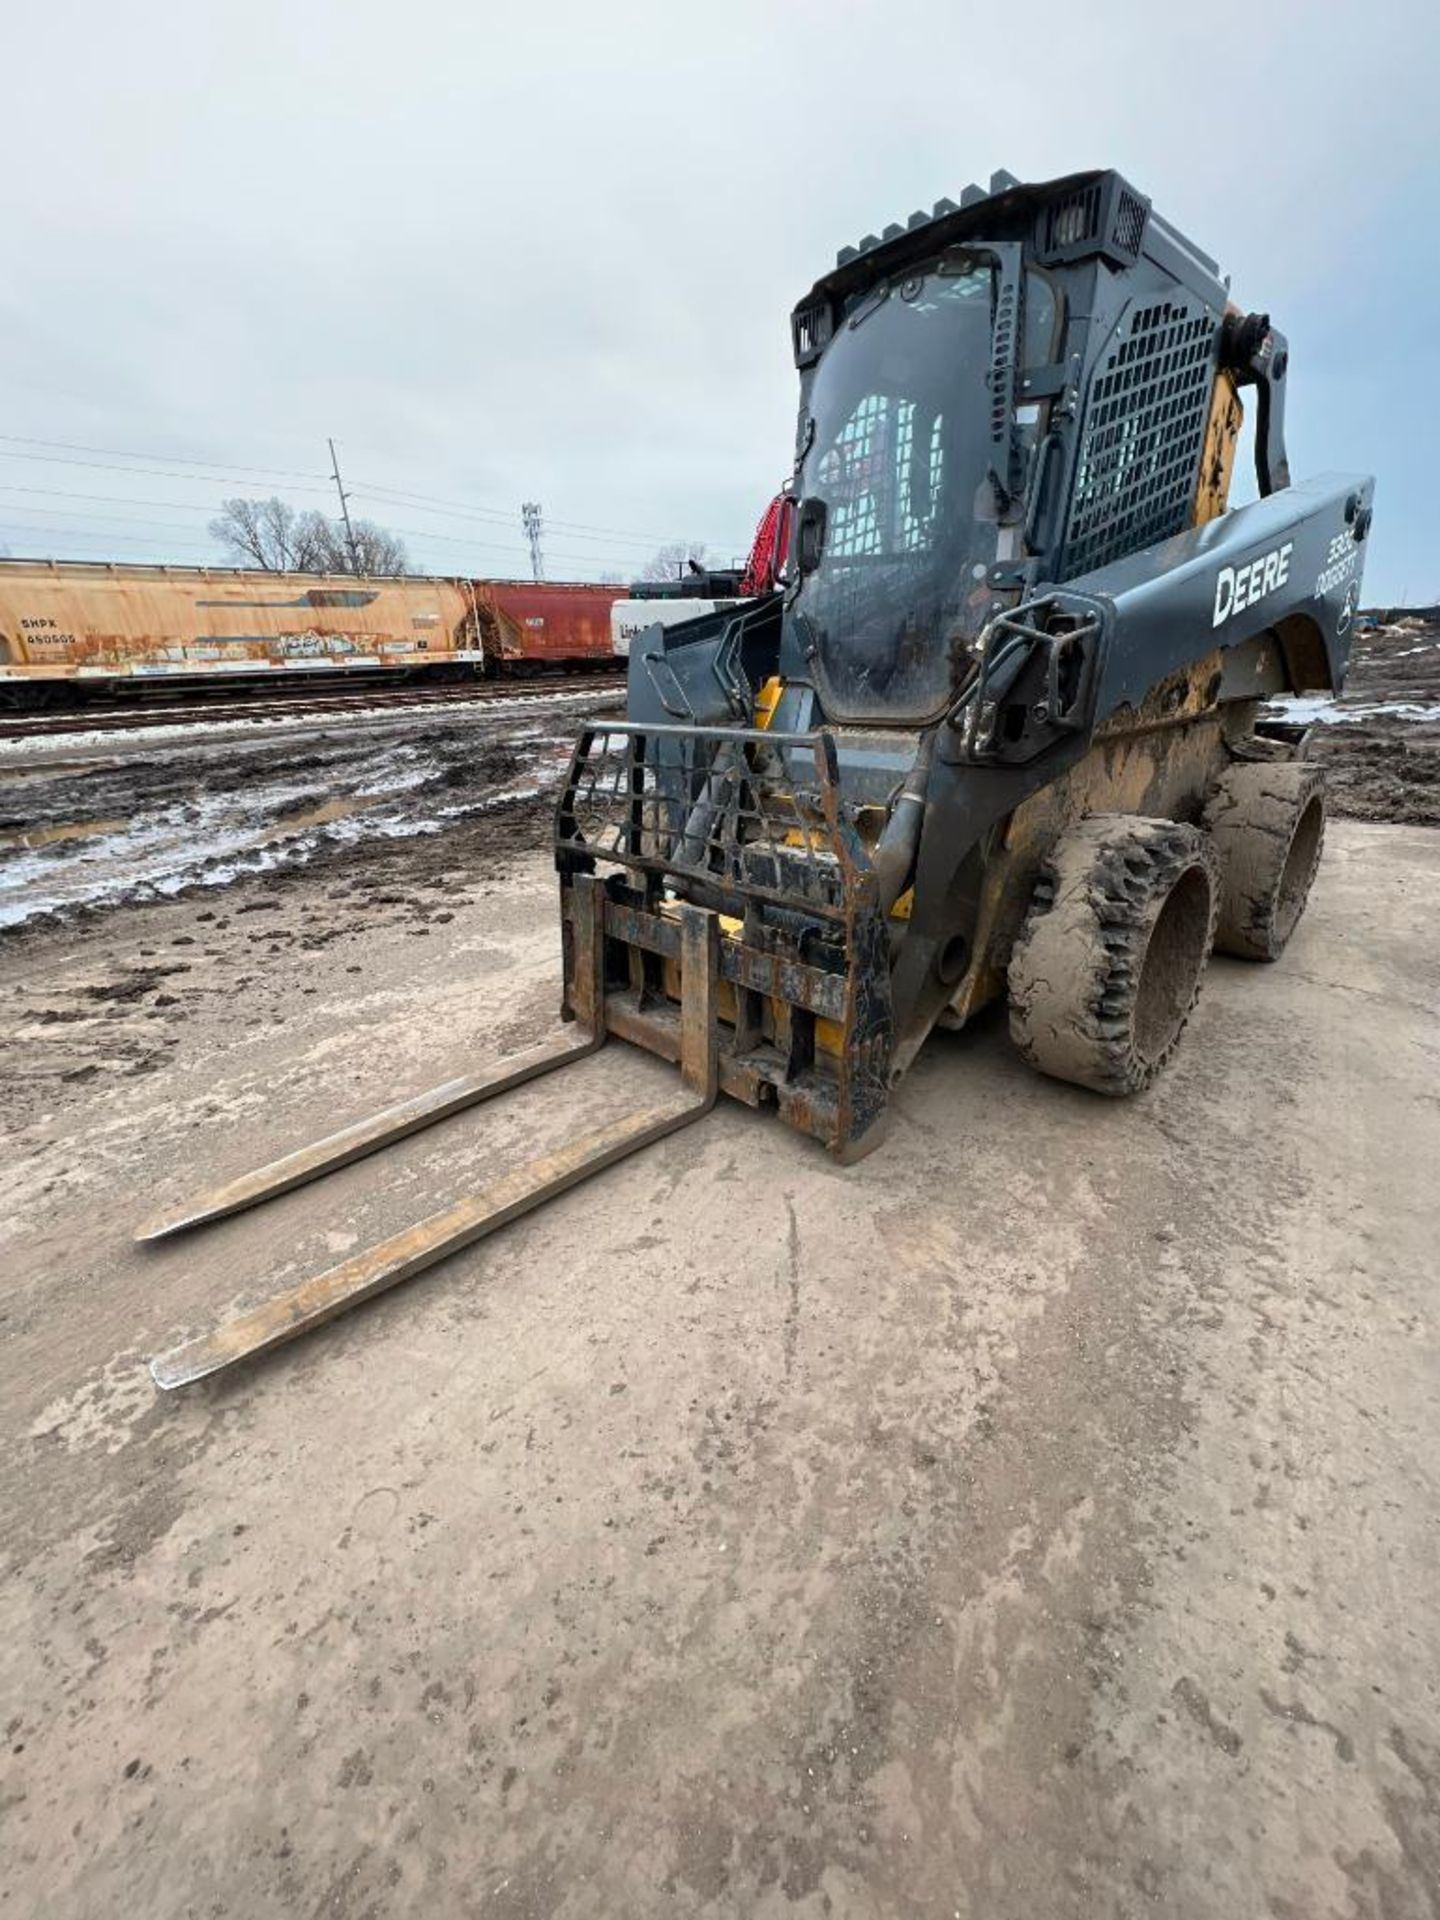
left=791, top=251, right=1060, bottom=723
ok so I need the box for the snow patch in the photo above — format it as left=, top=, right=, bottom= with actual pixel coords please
left=1265, top=694, right=1440, bottom=727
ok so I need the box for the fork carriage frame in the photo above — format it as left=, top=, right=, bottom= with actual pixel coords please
left=556, top=720, right=894, bottom=1158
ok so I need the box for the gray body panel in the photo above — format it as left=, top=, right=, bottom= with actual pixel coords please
left=1074, top=472, right=1371, bottom=716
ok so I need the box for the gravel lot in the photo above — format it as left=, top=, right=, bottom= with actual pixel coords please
left=2, top=647, right=1437, bottom=1918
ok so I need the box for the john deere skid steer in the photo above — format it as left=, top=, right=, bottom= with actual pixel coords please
left=142, top=168, right=1373, bottom=1387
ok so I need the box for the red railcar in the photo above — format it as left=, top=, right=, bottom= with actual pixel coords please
left=474, top=581, right=621, bottom=671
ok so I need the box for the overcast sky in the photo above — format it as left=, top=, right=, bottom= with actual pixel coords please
left=1, top=0, right=1434, bottom=596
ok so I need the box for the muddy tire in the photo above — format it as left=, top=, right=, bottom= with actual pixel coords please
left=1008, top=816, right=1219, bottom=1096
left=1203, top=760, right=1326, bottom=961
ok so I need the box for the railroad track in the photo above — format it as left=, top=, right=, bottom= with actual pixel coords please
left=0, top=675, right=627, bottom=743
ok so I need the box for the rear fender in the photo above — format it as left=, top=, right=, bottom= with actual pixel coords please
left=1074, top=472, right=1374, bottom=708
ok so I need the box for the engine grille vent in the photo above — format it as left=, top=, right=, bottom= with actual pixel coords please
left=1045, top=185, right=1102, bottom=254
left=1060, top=300, right=1217, bottom=580
left=1037, top=174, right=1149, bottom=266
left=792, top=302, right=834, bottom=367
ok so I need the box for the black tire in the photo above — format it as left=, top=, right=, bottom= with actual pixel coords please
left=1008, top=816, right=1220, bottom=1096
left=1203, top=760, right=1326, bottom=961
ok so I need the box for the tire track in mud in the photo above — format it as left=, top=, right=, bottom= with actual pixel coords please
left=0, top=705, right=580, bottom=932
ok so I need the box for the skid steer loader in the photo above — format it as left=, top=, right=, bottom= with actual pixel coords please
left=142, top=167, right=1373, bottom=1388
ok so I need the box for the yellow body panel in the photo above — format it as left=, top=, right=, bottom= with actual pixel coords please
left=754, top=675, right=783, bottom=729
left=1193, top=369, right=1244, bottom=528
left=659, top=917, right=846, bottom=1060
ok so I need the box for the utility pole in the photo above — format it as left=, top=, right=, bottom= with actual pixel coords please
left=328, top=437, right=362, bottom=574
left=521, top=501, right=545, bottom=584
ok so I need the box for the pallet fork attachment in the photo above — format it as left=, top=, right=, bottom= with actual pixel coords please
left=142, top=878, right=720, bottom=1390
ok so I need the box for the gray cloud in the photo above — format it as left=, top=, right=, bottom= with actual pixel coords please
left=1, top=0, right=1433, bottom=591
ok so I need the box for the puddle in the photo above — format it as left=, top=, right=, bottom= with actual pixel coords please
left=0, top=817, right=126, bottom=851
left=254, top=794, right=383, bottom=845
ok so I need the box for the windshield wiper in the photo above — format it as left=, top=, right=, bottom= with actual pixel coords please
left=846, top=283, right=891, bottom=332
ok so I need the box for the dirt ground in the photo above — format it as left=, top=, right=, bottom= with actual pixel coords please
left=2, top=761, right=1438, bottom=1915
left=1299, top=611, right=1440, bottom=827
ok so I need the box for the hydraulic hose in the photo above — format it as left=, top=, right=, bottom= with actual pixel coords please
left=872, top=729, right=936, bottom=916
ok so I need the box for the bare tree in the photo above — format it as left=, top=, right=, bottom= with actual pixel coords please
left=292, top=509, right=338, bottom=571
left=209, top=497, right=315, bottom=570
left=639, top=541, right=710, bottom=584
left=209, top=496, right=406, bottom=574
left=323, top=517, right=408, bottom=576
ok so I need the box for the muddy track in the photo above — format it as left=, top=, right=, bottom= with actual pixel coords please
left=0, top=795, right=556, bottom=1132
left=0, top=704, right=587, bottom=935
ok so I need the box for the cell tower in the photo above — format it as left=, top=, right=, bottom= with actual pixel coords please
left=521, top=502, right=545, bottom=583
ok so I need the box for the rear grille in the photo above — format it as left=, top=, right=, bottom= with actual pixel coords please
left=1111, top=189, right=1148, bottom=257
left=1061, top=300, right=1217, bottom=580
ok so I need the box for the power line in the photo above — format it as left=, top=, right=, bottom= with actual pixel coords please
left=353, top=493, right=661, bottom=554
left=2, top=500, right=193, bottom=523
left=353, top=480, right=742, bottom=551
left=0, top=449, right=746, bottom=570
left=0, top=502, right=222, bottom=533
left=0, top=445, right=747, bottom=553
left=363, top=523, right=638, bottom=573
left=357, top=493, right=733, bottom=555
left=0, top=484, right=547, bottom=559
left=0, top=516, right=639, bottom=576
left=0, top=433, right=329, bottom=480
left=0, top=482, right=219, bottom=512
left=0, top=447, right=337, bottom=493
left=0, top=485, right=644, bottom=572
left=352, top=482, right=523, bottom=526
left=0, top=527, right=223, bottom=554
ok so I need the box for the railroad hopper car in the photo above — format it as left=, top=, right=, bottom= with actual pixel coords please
left=477, top=581, right=618, bottom=670
left=0, top=560, right=620, bottom=705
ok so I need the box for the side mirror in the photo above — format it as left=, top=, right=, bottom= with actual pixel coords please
left=795, top=497, right=828, bottom=578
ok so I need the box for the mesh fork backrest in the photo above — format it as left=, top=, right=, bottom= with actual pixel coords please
left=560, top=728, right=851, bottom=919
